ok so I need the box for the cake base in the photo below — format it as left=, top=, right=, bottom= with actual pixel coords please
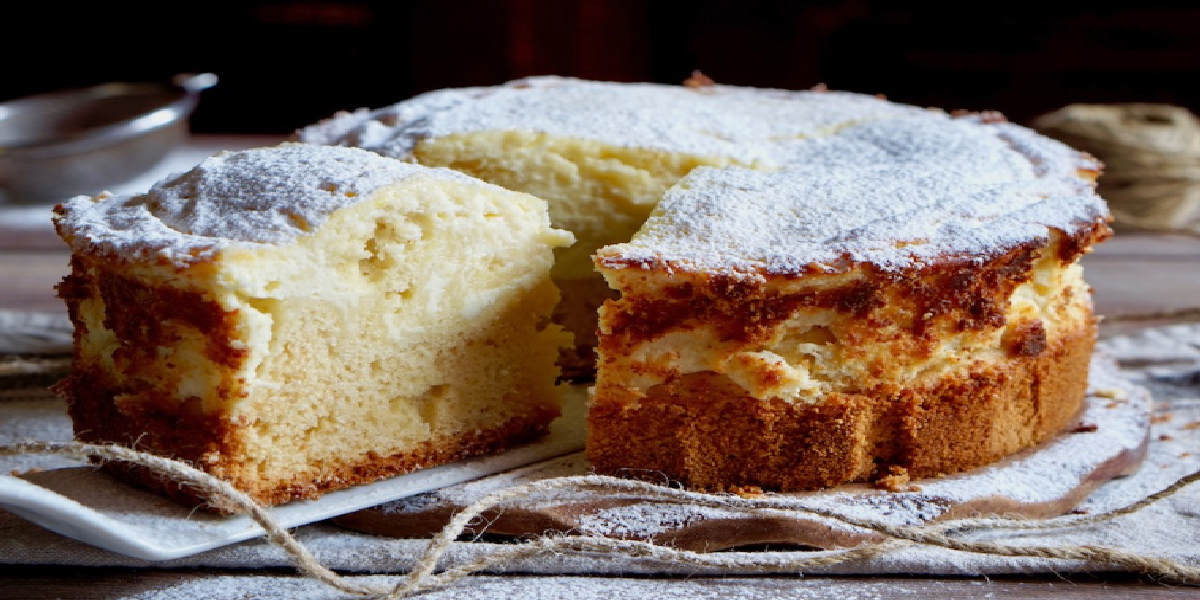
left=59, top=364, right=559, bottom=511
left=334, top=355, right=1150, bottom=551
left=587, top=321, right=1097, bottom=492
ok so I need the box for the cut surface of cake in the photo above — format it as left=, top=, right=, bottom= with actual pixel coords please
left=589, top=112, right=1111, bottom=492
left=297, top=76, right=930, bottom=377
left=52, top=142, right=574, bottom=508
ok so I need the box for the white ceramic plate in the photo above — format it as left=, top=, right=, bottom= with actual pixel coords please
left=0, top=388, right=585, bottom=561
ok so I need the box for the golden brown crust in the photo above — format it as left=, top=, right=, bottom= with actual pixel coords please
left=54, top=252, right=250, bottom=416
left=586, top=319, right=1096, bottom=491
left=599, top=218, right=1108, bottom=362
left=1057, top=217, right=1113, bottom=264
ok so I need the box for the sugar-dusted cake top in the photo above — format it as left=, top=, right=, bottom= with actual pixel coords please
left=54, top=143, right=476, bottom=265
left=298, top=76, right=1107, bottom=277
left=597, top=115, right=1109, bottom=276
left=297, top=76, right=928, bottom=164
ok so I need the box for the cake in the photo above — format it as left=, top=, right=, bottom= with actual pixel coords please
left=51, top=142, right=574, bottom=508
left=589, top=113, right=1111, bottom=491
left=297, top=76, right=928, bottom=378
left=299, top=77, right=1111, bottom=492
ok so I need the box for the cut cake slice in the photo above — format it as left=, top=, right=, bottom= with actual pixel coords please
left=52, top=142, right=574, bottom=508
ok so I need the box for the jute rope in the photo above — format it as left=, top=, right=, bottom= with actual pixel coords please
left=3, top=441, right=378, bottom=597
left=3, top=441, right=1199, bottom=599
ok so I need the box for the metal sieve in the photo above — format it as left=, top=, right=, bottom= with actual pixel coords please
left=0, top=73, right=217, bottom=204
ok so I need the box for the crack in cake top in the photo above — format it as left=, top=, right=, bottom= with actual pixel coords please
left=297, top=76, right=931, bottom=163
left=54, top=143, right=479, bottom=266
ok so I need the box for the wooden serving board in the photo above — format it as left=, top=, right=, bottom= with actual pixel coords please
left=335, top=356, right=1152, bottom=552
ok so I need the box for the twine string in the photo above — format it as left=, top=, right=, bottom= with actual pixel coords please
left=2, top=441, right=387, bottom=598
left=3, top=441, right=1199, bottom=600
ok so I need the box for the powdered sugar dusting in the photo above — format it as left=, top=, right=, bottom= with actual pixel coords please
left=598, top=113, right=1107, bottom=276
left=54, top=143, right=473, bottom=266
left=121, top=573, right=916, bottom=600
left=577, top=503, right=717, bottom=538
left=600, top=163, right=1105, bottom=276
left=298, top=76, right=927, bottom=163
left=298, top=77, right=1108, bottom=276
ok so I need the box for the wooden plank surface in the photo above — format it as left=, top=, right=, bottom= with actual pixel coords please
left=1085, top=231, right=1200, bottom=319
left=0, top=567, right=1196, bottom=600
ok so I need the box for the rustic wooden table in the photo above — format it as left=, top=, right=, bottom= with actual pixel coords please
left=1, top=136, right=1198, bottom=598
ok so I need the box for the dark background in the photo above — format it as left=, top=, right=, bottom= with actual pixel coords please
left=7, top=0, right=1200, bottom=134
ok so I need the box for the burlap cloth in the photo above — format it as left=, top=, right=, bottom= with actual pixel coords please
left=1034, top=103, right=1200, bottom=234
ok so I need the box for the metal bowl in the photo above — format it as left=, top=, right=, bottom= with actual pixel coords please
left=0, top=73, right=217, bottom=205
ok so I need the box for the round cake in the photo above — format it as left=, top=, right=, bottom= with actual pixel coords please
left=300, top=77, right=1111, bottom=491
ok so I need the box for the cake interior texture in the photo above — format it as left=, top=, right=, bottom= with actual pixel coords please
left=297, top=77, right=924, bottom=377
left=52, top=144, right=573, bottom=508
left=414, top=132, right=732, bottom=374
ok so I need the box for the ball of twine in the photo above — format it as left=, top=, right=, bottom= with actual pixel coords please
left=1033, top=103, right=1200, bottom=234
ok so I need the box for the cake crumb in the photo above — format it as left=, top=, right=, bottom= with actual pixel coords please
left=730, top=485, right=765, bottom=498
left=1095, top=387, right=1127, bottom=400
left=1151, top=414, right=1173, bottom=424
left=1073, top=423, right=1099, bottom=433
left=683, top=70, right=716, bottom=89
left=1159, top=434, right=1175, bottom=442
left=1184, top=421, right=1200, bottom=430
left=874, top=466, right=920, bottom=492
